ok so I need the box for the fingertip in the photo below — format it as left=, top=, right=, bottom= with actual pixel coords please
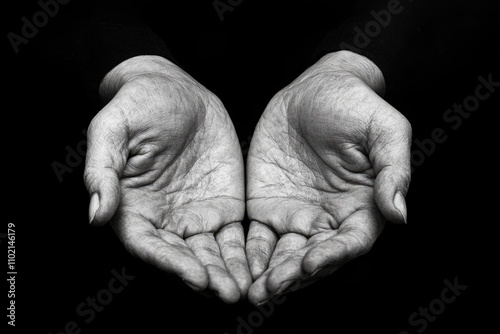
left=219, top=288, right=241, bottom=304
left=374, top=172, right=409, bottom=224
left=223, top=260, right=252, bottom=300
left=88, top=178, right=121, bottom=226
left=301, top=240, right=342, bottom=274
left=393, top=191, right=407, bottom=224
left=209, top=269, right=242, bottom=304
left=377, top=190, right=407, bottom=225
left=247, top=275, right=269, bottom=306
left=182, top=264, right=210, bottom=292
left=265, top=267, right=286, bottom=293
left=302, top=248, right=321, bottom=275
left=183, top=279, right=206, bottom=293
left=247, top=288, right=259, bottom=306
left=90, top=199, right=117, bottom=226
left=266, top=277, right=294, bottom=297
left=235, top=272, right=252, bottom=299
left=88, top=193, right=100, bottom=225
left=90, top=207, right=112, bottom=227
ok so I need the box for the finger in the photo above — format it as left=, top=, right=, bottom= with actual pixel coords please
left=367, top=108, right=412, bottom=224
left=248, top=233, right=306, bottom=305
left=268, top=233, right=307, bottom=268
left=84, top=112, right=128, bottom=226
left=216, top=223, right=252, bottom=298
left=266, top=247, right=309, bottom=296
left=264, top=230, right=339, bottom=297
left=186, top=233, right=241, bottom=304
left=276, top=266, right=339, bottom=297
left=246, top=221, right=278, bottom=280
left=302, top=209, right=384, bottom=275
left=249, top=261, right=336, bottom=306
left=111, top=212, right=208, bottom=290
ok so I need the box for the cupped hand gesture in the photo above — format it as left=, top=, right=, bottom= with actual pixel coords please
left=84, top=56, right=251, bottom=303
left=246, top=51, right=412, bottom=304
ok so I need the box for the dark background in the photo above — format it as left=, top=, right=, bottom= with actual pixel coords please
left=4, top=0, right=499, bottom=333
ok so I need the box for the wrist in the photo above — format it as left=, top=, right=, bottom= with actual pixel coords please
left=98, top=55, right=181, bottom=102
left=319, top=50, right=386, bottom=96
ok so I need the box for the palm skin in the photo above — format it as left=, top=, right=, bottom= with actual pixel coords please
left=84, top=56, right=251, bottom=303
left=246, top=51, right=412, bottom=304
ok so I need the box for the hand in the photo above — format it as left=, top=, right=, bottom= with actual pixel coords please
left=246, top=50, right=412, bottom=305
left=84, top=56, right=251, bottom=303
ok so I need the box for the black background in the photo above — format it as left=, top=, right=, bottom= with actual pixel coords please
left=4, top=0, right=499, bottom=333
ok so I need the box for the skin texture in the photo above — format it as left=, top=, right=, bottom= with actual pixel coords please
left=84, top=56, right=251, bottom=303
left=245, top=50, right=412, bottom=305
left=84, top=51, right=412, bottom=304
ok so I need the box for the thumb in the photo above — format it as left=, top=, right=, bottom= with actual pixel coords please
left=368, top=108, right=412, bottom=224
left=84, top=112, right=128, bottom=226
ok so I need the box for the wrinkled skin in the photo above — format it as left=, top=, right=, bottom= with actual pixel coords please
left=84, top=51, right=412, bottom=305
left=246, top=51, right=412, bottom=305
left=84, top=56, right=251, bottom=303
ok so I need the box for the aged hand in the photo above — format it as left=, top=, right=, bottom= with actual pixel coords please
left=84, top=56, right=251, bottom=303
left=246, top=50, right=412, bottom=304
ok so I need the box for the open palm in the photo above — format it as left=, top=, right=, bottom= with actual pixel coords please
left=246, top=51, right=412, bottom=304
left=84, top=56, right=250, bottom=303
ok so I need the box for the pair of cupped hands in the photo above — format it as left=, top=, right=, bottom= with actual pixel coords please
left=85, top=50, right=412, bottom=305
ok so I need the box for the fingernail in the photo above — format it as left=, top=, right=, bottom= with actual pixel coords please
left=256, top=298, right=271, bottom=306
left=89, top=193, right=100, bottom=225
left=393, top=191, right=407, bottom=224
left=310, top=267, right=324, bottom=278
left=275, top=280, right=294, bottom=296
left=183, top=280, right=202, bottom=292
